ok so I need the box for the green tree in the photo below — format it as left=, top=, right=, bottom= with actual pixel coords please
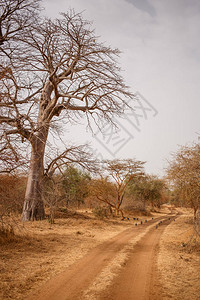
left=62, top=166, right=91, bottom=208
left=128, top=175, right=166, bottom=210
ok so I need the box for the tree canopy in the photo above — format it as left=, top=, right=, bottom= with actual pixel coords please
left=128, top=174, right=166, bottom=210
left=0, top=2, right=134, bottom=220
left=103, top=159, right=145, bottom=214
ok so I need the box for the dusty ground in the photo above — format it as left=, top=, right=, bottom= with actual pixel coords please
left=0, top=208, right=199, bottom=300
left=0, top=210, right=135, bottom=300
left=157, top=210, right=200, bottom=299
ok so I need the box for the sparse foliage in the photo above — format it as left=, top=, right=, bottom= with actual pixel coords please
left=103, top=159, right=145, bottom=215
left=167, top=143, right=200, bottom=219
left=0, top=5, right=133, bottom=220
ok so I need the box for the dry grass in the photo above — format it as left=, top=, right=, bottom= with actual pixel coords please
left=158, top=210, right=200, bottom=300
left=0, top=211, right=131, bottom=300
left=1, top=208, right=199, bottom=300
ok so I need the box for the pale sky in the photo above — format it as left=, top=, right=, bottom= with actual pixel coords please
left=42, top=0, right=200, bottom=176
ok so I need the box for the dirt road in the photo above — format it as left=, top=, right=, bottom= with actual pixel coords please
left=27, top=216, right=175, bottom=300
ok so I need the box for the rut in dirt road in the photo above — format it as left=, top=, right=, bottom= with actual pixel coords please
left=27, top=215, right=176, bottom=300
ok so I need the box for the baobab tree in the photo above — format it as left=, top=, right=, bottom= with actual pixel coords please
left=0, top=6, right=134, bottom=220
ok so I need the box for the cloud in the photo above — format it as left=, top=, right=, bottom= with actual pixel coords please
left=124, top=0, right=156, bottom=17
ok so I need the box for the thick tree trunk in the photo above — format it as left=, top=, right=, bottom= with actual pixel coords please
left=22, top=130, right=48, bottom=221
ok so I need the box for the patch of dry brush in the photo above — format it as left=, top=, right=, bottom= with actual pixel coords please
left=158, top=212, right=200, bottom=300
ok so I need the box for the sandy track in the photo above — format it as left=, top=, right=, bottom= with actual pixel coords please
left=99, top=218, right=173, bottom=300
left=27, top=216, right=174, bottom=300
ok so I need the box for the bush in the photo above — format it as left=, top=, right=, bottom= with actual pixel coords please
left=0, top=222, right=16, bottom=244
left=0, top=175, right=26, bottom=214
left=92, top=207, right=109, bottom=219
left=0, top=175, right=26, bottom=243
left=123, top=205, right=151, bottom=216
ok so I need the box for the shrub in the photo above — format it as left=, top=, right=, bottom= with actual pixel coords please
left=92, top=207, right=109, bottom=219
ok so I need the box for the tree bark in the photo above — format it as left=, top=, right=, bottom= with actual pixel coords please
left=116, top=198, right=124, bottom=218
left=194, top=206, right=198, bottom=221
left=22, top=129, right=48, bottom=221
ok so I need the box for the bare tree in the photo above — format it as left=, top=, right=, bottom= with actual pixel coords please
left=104, top=159, right=145, bottom=215
left=167, top=143, right=200, bottom=219
left=0, top=0, right=41, bottom=50
left=0, top=9, right=134, bottom=221
left=44, top=144, right=98, bottom=179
